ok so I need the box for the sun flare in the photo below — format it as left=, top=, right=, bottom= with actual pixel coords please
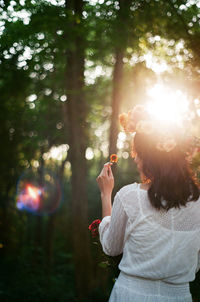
left=27, top=185, right=39, bottom=200
left=146, top=84, right=189, bottom=127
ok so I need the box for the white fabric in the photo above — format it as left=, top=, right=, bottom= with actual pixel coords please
left=99, top=183, right=200, bottom=302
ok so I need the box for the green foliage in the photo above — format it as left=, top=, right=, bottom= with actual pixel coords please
left=0, top=246, right=76, bottom=302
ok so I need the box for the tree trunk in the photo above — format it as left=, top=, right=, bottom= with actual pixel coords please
left=0, top=183, right=12, bottom=258
left=45, top=215, right=56, bottom=272
left=108, top=0, right=132, bottom=173
left=64, top=0, right=92, bottom=299
left=35, top=150, right=45, bottom=249
left=44, top=156, right=68, bottom=275
left=109, top=49, right=124, bottom=158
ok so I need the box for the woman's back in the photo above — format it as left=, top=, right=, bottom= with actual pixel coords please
left=118, top=183, right=200, bottom=284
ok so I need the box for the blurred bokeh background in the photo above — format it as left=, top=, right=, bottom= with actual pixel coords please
left=0, top=0, right=200, bottom=301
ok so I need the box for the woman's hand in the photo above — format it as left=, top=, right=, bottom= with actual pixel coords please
left=96, top=163, right=114, bottom=197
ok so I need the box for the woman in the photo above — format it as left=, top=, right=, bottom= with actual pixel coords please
left=96, top=105, right=200, bottom=302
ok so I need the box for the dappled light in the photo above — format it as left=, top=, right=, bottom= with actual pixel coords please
left=43, top=144, right=69, bottom=161
left=85, top=147, right=94, bottom=160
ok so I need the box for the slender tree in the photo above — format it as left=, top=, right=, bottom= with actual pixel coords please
left=109, top=0, right=132, bottom=162
left=64, top=0, right=92, bottom=298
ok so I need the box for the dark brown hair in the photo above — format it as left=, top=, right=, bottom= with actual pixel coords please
left=133, top=133, right=200, bottom=210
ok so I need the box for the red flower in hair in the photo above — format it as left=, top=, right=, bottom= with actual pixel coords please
left=130, top=105, right=147, bottom=126
left=89, top=219, right=101, bottom=238
left=119, top=105, right=147, bottom=133
left=119, top=113, right=128, bottom=131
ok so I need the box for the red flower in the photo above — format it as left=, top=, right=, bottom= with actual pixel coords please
left=119, top=113, right=128, bottom=131
left=110, top=154, right=118, bottom=163
left=119, top=105, right=147, bottom=133
left=88, top=219, right=101, bottom=238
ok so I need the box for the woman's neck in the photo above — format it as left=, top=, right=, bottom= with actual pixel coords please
left=140, top=183, right=151, bottom=191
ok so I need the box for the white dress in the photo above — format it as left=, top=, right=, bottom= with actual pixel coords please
left=99, top=183, right=200, bottom=302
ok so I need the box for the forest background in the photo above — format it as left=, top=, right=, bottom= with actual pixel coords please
left=0, top=0, right=200, bottom=301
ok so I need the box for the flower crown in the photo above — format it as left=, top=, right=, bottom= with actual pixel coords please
left=119, top=105, right=177, bottom=153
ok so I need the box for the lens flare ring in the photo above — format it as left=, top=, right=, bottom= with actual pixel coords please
left=16, top=169, right=62, bottom=215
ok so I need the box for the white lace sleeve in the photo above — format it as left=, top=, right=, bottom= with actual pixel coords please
left=196, top=251, right=200, bottom=273
left=99, top=193, right=127, bottom=256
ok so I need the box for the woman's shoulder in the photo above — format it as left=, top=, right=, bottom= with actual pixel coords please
left=117, top=182, right=139, bottom=199
left=117, top=183, right=141, bottom=219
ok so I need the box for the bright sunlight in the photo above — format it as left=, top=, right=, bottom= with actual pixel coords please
left=146, top=84, right=189, bottom=127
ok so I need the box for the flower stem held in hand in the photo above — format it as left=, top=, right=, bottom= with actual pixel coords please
left=96, top=163, right=114, bottom=218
